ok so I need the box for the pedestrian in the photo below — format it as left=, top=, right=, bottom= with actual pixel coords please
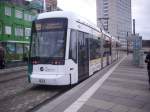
left=0, top=43, right=5, bottom=69
left=145, top=49, right=150, bottom=88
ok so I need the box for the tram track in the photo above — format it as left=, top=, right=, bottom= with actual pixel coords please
left=0, top=85, right=69, bottom=112
left=0, top=74, right=26, bottom=84
left=27, top=86, right=69, bottom=112
left=0, top=69, right=70, bottom=112
left=0, top=70, right=27, bottom=84
left=0, top=78, right=32, bottom=101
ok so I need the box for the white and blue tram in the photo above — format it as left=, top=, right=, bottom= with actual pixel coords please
left=28, top=11, right=120, bottom=85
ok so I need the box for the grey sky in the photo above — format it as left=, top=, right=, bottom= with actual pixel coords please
left=58, top=0, right=96, bottom=23
left=58, top=0, right=150, bottom=40
left=132, top=0, right=150, bottom=40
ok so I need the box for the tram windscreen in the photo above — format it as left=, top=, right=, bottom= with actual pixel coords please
left=30, top=18, right=68, bottom=59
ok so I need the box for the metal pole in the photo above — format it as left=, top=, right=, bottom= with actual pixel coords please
left=127, top=32, right=129, bottom=55
left=43, top=0, right=46, bottom=12
left=133, top=19, right=135, bottom=35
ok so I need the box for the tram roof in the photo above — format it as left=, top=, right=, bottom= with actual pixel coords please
left=37, top=11, right=100, bottom=32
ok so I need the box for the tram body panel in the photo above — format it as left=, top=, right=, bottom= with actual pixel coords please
left=89, top=58, right=101, bottom=75
left=30, top=60, right=78, bottom=85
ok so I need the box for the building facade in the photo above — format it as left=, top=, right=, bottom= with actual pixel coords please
left=0, top=2, right=35, bottom=64
left=46, top=0, right=57, bottom=11
left=97, top=0, right=132, bottom=39
left=0, top=0, right=25, bottom=5
left=30, top=0, right=57, bottom=12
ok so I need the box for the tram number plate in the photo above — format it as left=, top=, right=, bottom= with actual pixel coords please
left=39, top=79, right=46, bottom=84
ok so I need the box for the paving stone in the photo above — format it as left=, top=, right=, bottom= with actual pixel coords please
left=104, top=79, right=148, bottom=91
left=108, top=77, right=147, bottom=85
left=78, top=104, right=100, bottom=112
left=112, top=96, right=145, bottom=108
left=92, top=91, right=117, bottom=102
left=96, top=87, right=136, bottom=100
left=134, top=95, right=150, bottom=104
left=86, top=98, right=115, bottom=110
left=110, top=73, right=148, bottom=82
left=101, top=85, right=150, bottom=97
left=142, top=103, right=150, bottom=111
left=128, top=108, right=150, bottom=112
left=94, top=108, right=112, bottom=112
left=110, top=104, right=129, bottom=112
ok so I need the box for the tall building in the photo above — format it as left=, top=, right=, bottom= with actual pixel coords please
left=97, top=0, right=132, bottom=39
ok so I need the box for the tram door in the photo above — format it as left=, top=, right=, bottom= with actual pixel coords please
left=78, top=32, right=89, bottom=81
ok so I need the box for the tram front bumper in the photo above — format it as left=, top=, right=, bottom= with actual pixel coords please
left=30, top=74, right=72, bottom=85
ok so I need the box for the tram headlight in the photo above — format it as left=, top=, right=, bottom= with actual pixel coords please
left=32, top=61, right=38, bottom=64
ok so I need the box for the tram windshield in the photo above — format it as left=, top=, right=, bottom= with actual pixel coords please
left=30, top=18, right=68, bottom=59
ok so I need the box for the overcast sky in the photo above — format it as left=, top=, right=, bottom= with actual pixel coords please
left=58, top=0, right=96, bottom=23
left=132, top=0, right=150, bottom=40
left=58, top=0, right=150, bottom=40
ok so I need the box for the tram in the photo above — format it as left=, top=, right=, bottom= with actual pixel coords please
left=28, top=11, right=120, bottom=85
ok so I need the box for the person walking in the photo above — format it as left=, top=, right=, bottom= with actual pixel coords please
left=145, top=50, right=150, bottom=88
left=0, top=44, right=5, bottom=69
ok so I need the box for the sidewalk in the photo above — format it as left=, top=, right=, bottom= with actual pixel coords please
left=36, top=55, right=150, bottom=112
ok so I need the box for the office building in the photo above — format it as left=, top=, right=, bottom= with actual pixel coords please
left=97, top=0, right=132, bottom=39
left=0, top=0, right=58, bottom=66
left=0, top=1, right=36, bottom=65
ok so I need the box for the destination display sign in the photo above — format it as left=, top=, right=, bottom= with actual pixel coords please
left=36, top=22, right=64, bottom=31
left=35, top=18, right=67, bottom=31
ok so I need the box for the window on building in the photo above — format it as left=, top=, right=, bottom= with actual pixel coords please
left=6, top=43, right=16, bottom=54
left=24, top=13, right=32, bottom=21
left=15, top=10, right=23, bottom=19
left=25, top=28, right=31, bottom=37
left=0, top=23, right=2, bottom=34
left=32, top=15, right=36, bottom=21
left=23, top=44, right=29, bottom=58
left=16, top=44, right=23, bottom=54
left=5, top=26, right=11, bottom=35
left=28, top=15, right=32, bottom=21
left=15, top=27, right=23, bottom=36
left=47, top=6, right=52, bottom=11
left=24, top=13, right=28, bottom=21
left=5, top=7, right=11, bottom=16
left=104, top=13, right=108, bottom=17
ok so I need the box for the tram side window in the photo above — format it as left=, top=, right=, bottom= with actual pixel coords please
left=103, top=40, right=111, bottom=56
left=69, top=30, right=77, bottom=63
left=90, top=38, right=100, bottom=60
left=78, top=31, right=86, bottom=63
left=107, top=40, right=111, bottom=56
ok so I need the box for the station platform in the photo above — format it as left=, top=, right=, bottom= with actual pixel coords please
left=36, top=54, right=150, bottom=112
